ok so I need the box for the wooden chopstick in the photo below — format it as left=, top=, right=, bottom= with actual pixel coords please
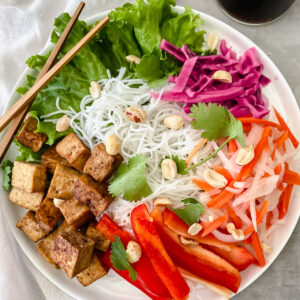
left=0, top=16, right=109, bottom=134
left=0, top=1, right=85, bottom=163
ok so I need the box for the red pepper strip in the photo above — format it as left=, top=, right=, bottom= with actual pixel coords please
left=228, top=139, right=238, bottom=153
left=244, top=201, right=269, bottom=236
left=192, top=179, right=214, bottom=192
left=278, top=184, right=294, bottom=219
left=162, top=208, right=256, bottom=271
left=224, top=202, right=243, bottom=229
left=201, top=216, right=228, bottom=237
left=212, top=165, right=234, bottom=182
left=283, top=169, right=300, bottom=185
left=101, top=251, right=171, bottom=300
left=237, top=117, right=282, bottom=130
left=178, top=267, right=233, bottom=300
left=271, top=131, right=289, bottom=159
left=131, top=204, right=190, bottom=300
left=273, top=106, right=299, bottom=148
left=152, top=208, right=241, bottom=293
left=251, top=232, right=266, bottom=267
left=208, top=127, right=272, bottom=209
left=96, top=215, right=171, bottom=299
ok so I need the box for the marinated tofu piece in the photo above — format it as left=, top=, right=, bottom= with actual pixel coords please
left=36, top=198, right=62, bottom=234
left=9, top=187, right=43, bottom=211
left=16, top=211, right=47, bottom=243
left=77, top=254, right=107, bottom=286
left=51, top=231, right=95, bottom=278
left=84, top=143, right=123, bottom=182
left=86, top=221, right=111, bottom=251
left=47, top=164, right=81, bottom=199
left=56, top=133, right=91, bottom=172
left=42, top=146, right=71, bottom=173
left=11, top=161, right=47, bottom=193
left=73, top=174, right=113, bottom=217
left=16, top=117, right=47, bottom=152
left=59, top=198, right=93, bottom=228
left=37, top=220, right=76, bottom=268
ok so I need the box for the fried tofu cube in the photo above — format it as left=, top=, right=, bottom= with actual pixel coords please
left=59, top=198, right=93, bottom=228
left=37, top=220, right=76, bottom=268
left=11, top=161, right=47, bottom=193
left=84, top=143, right=123, bottom=182
left=47, top=164, right=81, bottom=199
left=51, top=231, right=95, bottom=278
left=73, top=174, right=113, bottom=217
left=56, top=133, right=91, bottom=172
left=42, top=146, right=71, bottom=173
left=77, top=254, right=107, bottom=286
left=36, top=198, right=62, bottom=233
left=9, top=187, right=43, bottom=211
left=86, top=221, right=111, bottom=251
left=16, top=117, right=47, bottom=152
left=16, top=211, right=47, bottom=243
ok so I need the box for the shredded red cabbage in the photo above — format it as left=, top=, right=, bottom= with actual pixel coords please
left=154, top=39, right=271, bottom=118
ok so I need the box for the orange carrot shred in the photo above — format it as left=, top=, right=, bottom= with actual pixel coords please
left=243, top=236, right=252, bottom=245
left=278, top=184, right=294, bottom=219
left=273, top=106, right=299, bottom=148
left=212, top=165, right=233, bottom=182
left=271, top=131, right=289, bottom=159
left=274, top=164, right=282, bottom=175
left=224, top=202, right=242, bottom=229
left=266, top=211, right=273, bottom=229
left=192, top=179, right=214, bottom=192
left=283, top=169, right=300, bottom=185
left=186, top=139, right=208, bottom=167
left=228, top=139, right=238, bottom=153
left=238, top=117, right=282, bottom=130
left=201, top=215, right=228, bottom=237
left=244, top=201, right=269, bottom=236
left=251, top=232, right=266, bottom=267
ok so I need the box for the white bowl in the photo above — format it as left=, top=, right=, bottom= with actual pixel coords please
left=0, top=6, right=299, bottom=300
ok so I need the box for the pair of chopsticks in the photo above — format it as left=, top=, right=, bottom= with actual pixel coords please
left=0, top=1, right=109, bottom=163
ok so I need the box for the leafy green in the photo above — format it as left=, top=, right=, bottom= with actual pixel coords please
left=109, top=154, right=152, bottom=202
left=170, top=199, right=205, bottom=226
left=110, top=236, right=137, bottom=281
left=186, top=103, right=245, bottom=170
left=15, top=140, right=45, bottom=163
left=1, top=160, right=14, bottom=191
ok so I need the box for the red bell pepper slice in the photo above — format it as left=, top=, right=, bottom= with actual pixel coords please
left=162, top=208, right=256, bottom=271
left=96, top=214, right=171, bottom=300
left=151, top=208, right=241, bottom=293
left=131, top=204, right=190, bottom=300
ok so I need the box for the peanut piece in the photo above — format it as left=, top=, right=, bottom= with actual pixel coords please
left=261, top=242, right=273, bottom=254
left=188, top=223, right=202, bottom=236
left=180, top=236, right=199, bottom=247
left=89, top=81, right=101, bottom=98
left=236, top=144, right=255, bottom=166
left=161, top=159, right=177, bottom=180
left=106, top=134, right=122, bottom=155
left=204, top=168, right=228, bottom=188
left=126, top=241, right=142, bottom=263
left=56, top=115, right=70, bottom=132
left=164, top=115, right=185, bottom=130
left=126, top=55, right=141, bottom=65
left=207, top=32, right=219, bottom=50
left=53, top=198, right=65, bottom=208
left=211, top=70, right=232, bottom=83
left=154, top=198, right=172, bottom=207
left=124, top=106, right=147, bottom=123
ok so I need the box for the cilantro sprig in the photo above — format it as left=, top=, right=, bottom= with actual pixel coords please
left=170, top=198, right=205, bottom=226
left=186, top=103, right=245, bottom=171
left=1, top=160, right=14, bottom=191
left=108, top=154, right=152, bottom=202
left=110, top=236, right=137, bottom=281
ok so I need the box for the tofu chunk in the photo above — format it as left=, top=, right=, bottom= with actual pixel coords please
left=16, top=211, right=47, bottom=243
left=51, top=231, right=95, bottom=278
left=16, top=117, right=47, bottom=152
left=11, top=161, right=47, bottom=193
left=42, top=146, right=71, bottom=173
left=73, top=174, right=113, bottom=217
left=37, top=220, right=76, bottom=268
left=84, top=143, right=123, bottom=182
left=56, top=133, right=91, bottom=172
left=86, top=221, right=111, bottom=252
left=47, top=164, right=81, bottom=199
left=9, top=187, right=43, bottom=211
left=77, top=254, right=107, bottom=286
left=59, top=198, right=93, bottom=228
left=36, top=198, right=62, bottom=233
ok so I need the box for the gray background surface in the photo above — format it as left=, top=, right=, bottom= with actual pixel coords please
left=182, top=1, right=300, bottom=299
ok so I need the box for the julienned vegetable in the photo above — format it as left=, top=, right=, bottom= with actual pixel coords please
left=96, top=214, right=171, bottom=299
left=151, top=39, right=270, bottom=119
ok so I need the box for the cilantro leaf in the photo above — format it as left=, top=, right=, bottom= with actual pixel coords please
left=110, top=236, right=137, bottom=281
left=170, top=201, right=205, bottom=226
left=160, top=155, right=187, bottom=175
left=109, top=154, right=152, bottom=202
left=1, top=160, right=14, bottom=191
left=182, top=198, right=198, bottom=204
left=186, top=103, right=245, bottom=170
